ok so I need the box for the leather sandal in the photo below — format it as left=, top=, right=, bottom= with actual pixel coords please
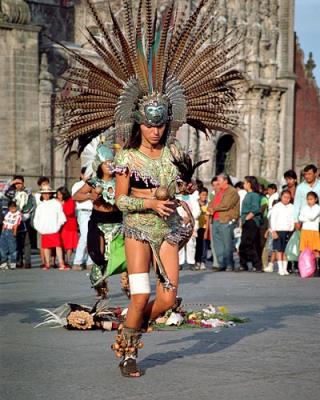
left=58, top=264, right=70, bottom=271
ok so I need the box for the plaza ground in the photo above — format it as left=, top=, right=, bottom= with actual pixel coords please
left=1, top=262, right=319, bottom=400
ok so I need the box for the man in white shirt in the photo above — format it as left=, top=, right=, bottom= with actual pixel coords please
left=294, top=164, right=320, bottom=229
left=71, top=167, right=93, bottom=271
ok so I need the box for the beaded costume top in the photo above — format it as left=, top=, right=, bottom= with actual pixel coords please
left=115, top=147, right=178, bottom=192
left=87, top=177, right=116, bottom=205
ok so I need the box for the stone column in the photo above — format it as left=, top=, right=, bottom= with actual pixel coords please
left=278, top=0, right=295, bottom=78
left=277, top=0, right=295, bottom=173
left=246, top=2, right=261, bottom=79
left=266, top=0, right=280, bottom=78
left=263, top=91, right=282, bottom=181
left=237, top=0, right=248, bottom=73
left=39, top=53, right=54, bottom=179
left=249, top=88, right=264, bottom=176
left=197, top=133, right=215, bottom=187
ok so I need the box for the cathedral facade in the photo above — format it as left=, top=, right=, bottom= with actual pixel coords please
left=0, top=0, right=318, bottom=190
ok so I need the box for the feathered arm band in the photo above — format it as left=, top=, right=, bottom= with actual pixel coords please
left=116, top=194, right=145, bottom=213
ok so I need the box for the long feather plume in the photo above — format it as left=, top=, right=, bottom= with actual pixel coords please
left=171, top=150, right=209, bottom=183
left=55, top=0, right=245, bottom=155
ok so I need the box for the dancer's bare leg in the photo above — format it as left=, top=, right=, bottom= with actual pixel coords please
left=125, top=238, right=151, bottom=328
left=43, top=249, right=51, bottom=266
left=56, top=247, right=65, bottom=265
left=66, top=249, right=73, bottom=265
left=143, top=241, right=179, bottom=321
left=120, top=238, right=152, bottom=377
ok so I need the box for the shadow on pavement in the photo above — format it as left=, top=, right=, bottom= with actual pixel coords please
left=140, top=303, right=320, bottom=370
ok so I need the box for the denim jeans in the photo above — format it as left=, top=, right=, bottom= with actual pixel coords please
left=212, top=220, right=235, bottom=269
left=73, top=210, right=93, bottom=265
left=210, top=223, right=219, bottom=267
left=195, top=228, right=209, bottom=263
left=0, top=230, right=17, bottom=263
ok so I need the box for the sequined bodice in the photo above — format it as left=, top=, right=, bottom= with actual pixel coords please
left=114, top=146, right=179, bottom=190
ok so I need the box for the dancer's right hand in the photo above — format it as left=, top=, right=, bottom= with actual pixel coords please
left=145, top=199, right=176, bottom=217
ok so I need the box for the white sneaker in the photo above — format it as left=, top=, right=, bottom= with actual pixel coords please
left=200, top=262, right=207, bottom=270
left=263, top=262, right=274, bottom=273
left=282, top=261, right=289, bottom=276
left=9, top=263, right=16, bottom=270
left=0, top=262, right=8, bottom=270
left=194, top=262, right=201, bottom=270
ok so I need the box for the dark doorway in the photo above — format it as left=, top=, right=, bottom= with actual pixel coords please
left=215, top=134, right=236, bottom=175
left=65, top=151, right=81, bottom=189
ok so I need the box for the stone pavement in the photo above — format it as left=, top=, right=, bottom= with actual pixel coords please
left=1, top=263, right=319, bottom=400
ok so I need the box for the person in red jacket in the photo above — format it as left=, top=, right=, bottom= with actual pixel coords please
left=57, top=187, right=79, bottom=266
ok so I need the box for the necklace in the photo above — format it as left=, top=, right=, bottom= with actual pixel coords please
left=140, top=143, right=155, bottom=150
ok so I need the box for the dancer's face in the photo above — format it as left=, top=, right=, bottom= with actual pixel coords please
left=101, top=160, right=112, bottom=177
left=140, top=124, right=166, bottom=147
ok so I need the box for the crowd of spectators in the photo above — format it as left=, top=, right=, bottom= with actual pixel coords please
left=0, top=164, right=319, bottom=276
left=180, top=164, right=320, bottom=276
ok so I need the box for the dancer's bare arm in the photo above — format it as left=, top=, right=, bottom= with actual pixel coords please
left=72, top=182, right=99, bottom=202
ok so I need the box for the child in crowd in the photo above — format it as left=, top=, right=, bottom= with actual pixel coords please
left=270, top=190, right=294, bottom=276
left=34, top=176, right=52, bottom=268
left=267, top=183, right=279, bottom=217
left=195, top=187, right=209, bottom=270
left=57, top=186, right=79, bottom=266
left=33, top=185, right=67, bottom=270
left=299, top=192, right=320, bottom=268
left=265, top=183, right=279, bottom=272
left=0, top=201, right=21, bottom=270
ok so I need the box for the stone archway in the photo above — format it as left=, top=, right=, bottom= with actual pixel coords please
left=215, top=134, right=237, bottom=176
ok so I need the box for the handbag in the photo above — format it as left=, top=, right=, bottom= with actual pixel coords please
left=106, top=233, right=127, bottom=277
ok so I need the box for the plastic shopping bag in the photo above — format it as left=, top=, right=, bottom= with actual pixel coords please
left=285, top=230, right=300, bottom=262
left=298, top=248, right=316, bottom=278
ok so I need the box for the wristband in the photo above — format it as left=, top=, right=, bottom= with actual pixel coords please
left=116, top=195, right=145, bottom=212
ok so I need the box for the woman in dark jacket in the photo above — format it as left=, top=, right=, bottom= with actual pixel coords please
left=239, top=176, right=263, bottom=272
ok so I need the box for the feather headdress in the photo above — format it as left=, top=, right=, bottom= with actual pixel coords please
left=56, top=0, right=245, bottom=154
left=81, top=129, right=116, bottom=177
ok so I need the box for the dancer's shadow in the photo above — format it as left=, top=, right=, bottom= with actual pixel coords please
left=179, top=270, right=213, bottom=285
left=0, top=292, right=132, bottom=324
left=0, top=298, right=73, bottom=323
left=140, top=303, right=320, bottom=370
